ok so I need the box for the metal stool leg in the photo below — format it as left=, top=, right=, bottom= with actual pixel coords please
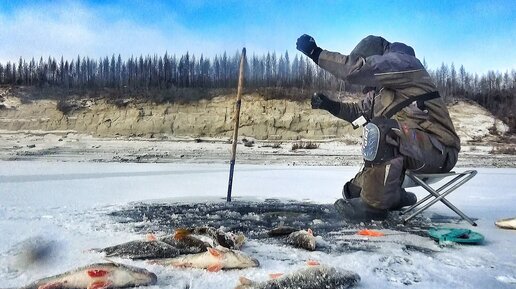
left=401, top=171, right=477, bottom=226
left=401, top=173, right=464, bottom=215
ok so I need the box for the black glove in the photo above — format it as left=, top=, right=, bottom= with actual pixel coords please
left=296, top=34, right=322, bottom=63
left=311, top=93, right=340, bottom=116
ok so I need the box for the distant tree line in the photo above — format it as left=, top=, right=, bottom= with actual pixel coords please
left=0, top=51, right=514, bottom=130
left=427, top=61, right=515, bottom=130
left=0, top=51, right=344, bottom=91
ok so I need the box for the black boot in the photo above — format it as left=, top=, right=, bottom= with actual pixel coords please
left=390, top=190, right=417, bottom=211
left=334, top=198, right=388, bottom=222
left=342, top=181, right=362, bottom=199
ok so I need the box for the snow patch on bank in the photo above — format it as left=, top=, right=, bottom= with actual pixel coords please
left=449, top=100, right=509, bottom=142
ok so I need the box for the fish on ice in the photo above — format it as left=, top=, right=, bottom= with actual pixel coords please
left=235, top=264, right=360, bottom=289
left=160, top=228, right=215, bottom=250
left=149, top=246, right=259, bottom=272
left=286, top=229, right=316, bottom=251
left=267, top=226, right=298, bottom=237
left=94, top=229, right=210, bottom=259
left=495, top=217, right=516, bottom=230
left=18, top=262, right=157, bottom=289
left=180, top=226, right=246, bottom=249
left=95, top=239, right=183, bottom=260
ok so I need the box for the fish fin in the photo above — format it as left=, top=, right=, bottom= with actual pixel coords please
left=37, top=282, right=63, bottom=289
left=146, top=233, right=157, bottom=241
left=207, top=263, right=223, bottom=272
left=174, top=228, right=191, bottom=240
left=269, top=273, right=284, bottom=279
left=306, top=260, right=320, bottom=266
left=357, top=229, right=385, bottom=237
left=235, top=234, right=246, bottom=248
left=101, top=257, right=116, bottom=264
left=87, top=281, right=112, bottom=289
left=207, top=247, right=222, bottom=258
left=307, top=228, right=313, bottom=236
left=146, top=259, right=166, bottom=265
left=238, top=276, right=254, bottom=285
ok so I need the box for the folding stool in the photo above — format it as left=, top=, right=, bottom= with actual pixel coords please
left=400, top=170, right=478, bottom=226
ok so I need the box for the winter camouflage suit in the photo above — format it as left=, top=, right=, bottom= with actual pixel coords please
left=312, top=35, right=460, bottom=210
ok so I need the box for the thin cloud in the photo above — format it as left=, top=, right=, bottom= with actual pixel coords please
left=0, top=1, right=229, bottom=63
left=0, top=0, right=513, bottom=75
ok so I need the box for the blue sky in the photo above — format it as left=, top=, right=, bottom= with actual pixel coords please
left=0, top=0, right=514, bottom=74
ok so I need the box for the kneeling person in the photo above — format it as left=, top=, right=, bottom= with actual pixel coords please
left=296, top=34, right=460, bottom=221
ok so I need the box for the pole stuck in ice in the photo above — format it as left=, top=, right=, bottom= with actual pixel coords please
left=226, top=47, right=246, bottom=202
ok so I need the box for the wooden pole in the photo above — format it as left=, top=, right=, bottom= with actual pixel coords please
left=227, top=47, right=246, bottom=202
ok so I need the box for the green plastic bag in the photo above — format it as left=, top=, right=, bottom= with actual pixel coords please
left=428, top=227, right=484, bottom=245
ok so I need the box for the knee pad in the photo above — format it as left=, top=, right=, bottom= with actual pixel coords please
left=362, top=117, right=399, bottom=165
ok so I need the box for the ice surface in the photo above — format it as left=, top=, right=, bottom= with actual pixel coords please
left=1, top=161, right=515, bottom=288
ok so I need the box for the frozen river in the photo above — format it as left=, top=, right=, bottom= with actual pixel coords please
left=1, top=161, right=515, bottom=288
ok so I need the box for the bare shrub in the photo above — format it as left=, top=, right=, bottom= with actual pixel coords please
left=56, top=100, right=77, bottom=115
left=488, top=119, right=500, bottom=136
left=291, top=141, right=319, bottom=151
left=490, top=145, right=516, bottom=155
left=113, top=98, right=131, bottom=108
left=261, top=142, right=282, bottom=149
left=242, top=138, right=255, bottom=147
left=467, top=136, right=483, bottom=144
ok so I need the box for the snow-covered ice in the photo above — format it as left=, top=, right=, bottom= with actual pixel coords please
left=1, top=161, right=515, bottom=288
